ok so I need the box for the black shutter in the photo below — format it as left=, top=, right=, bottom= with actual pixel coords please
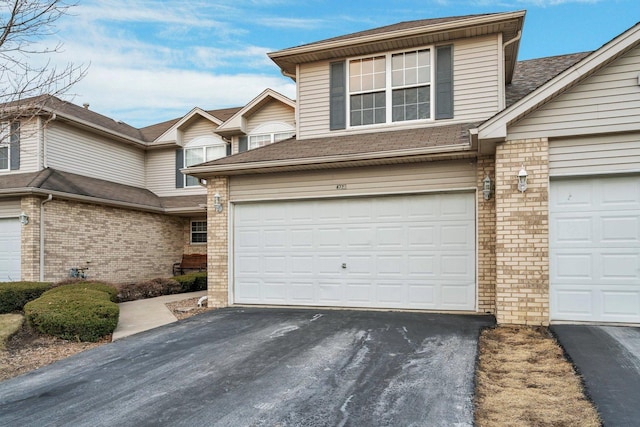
left=175, top=149, right=184, bottom=188
left=329, top=61, right=346, bottom=130
left=238, top=136, right=248, bottom=153
left=226, top=142, right=231, bottom=156
left=435, top=45, right=454, bottom=120
left=9, top=121, right=20, bottom=170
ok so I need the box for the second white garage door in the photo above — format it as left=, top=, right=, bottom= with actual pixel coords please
left=234, top=193, right=476, bottom=310
left=550, top=175, right=640, bottom=323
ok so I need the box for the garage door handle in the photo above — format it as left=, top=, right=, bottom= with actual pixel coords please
left=342, top=263, right=347, bottom=269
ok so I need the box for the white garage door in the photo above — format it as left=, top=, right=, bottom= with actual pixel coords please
left=550, top=176, right=640, bottom=323
left=0, top=218, right=21, bottom=281
left=234, top=193, right=476, bottom=310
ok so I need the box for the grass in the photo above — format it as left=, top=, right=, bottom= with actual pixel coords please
left=475, top=326, right=601, bottom=427
left=0, top=314, right=24, bottom=351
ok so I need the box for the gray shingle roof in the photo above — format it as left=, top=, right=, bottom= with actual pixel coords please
left=0, top=169, right=205, bottom=212
left=198, top=122, right=478, bottom=168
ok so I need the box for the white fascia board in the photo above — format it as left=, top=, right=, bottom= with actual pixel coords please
left=479, top=22, right=640, bottom=142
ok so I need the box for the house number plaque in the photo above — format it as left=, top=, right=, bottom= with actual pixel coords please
left=336, top=184, right=347, bottom=190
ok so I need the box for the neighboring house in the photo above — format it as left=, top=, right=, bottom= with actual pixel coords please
left=0, top=90, right=295, bottom=283
left=186, top=10, right=640, bottom=326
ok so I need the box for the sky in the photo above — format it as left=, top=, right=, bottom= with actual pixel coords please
left=30, top=0, right=640, bottom=128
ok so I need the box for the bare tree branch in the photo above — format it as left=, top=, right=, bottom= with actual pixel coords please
left=0, top=0, right=86, bottom=144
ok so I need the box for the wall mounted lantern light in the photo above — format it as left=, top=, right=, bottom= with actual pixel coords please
left=18, top=212, right=29, bottom=225
left=213, top=192, right=223, bottom=213
left=517, top=166, right=528, bottom=192
left=482, top=175, right=492, bottom=200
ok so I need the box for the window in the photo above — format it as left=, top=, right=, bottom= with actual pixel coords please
left=184, top=143, right=226, bottom=187
left=347, top=48, right=435, bottom=127
left=0, top=123, right=9, bottom=170
left=191, top=220, right=207, bottom=244
left=248, top=131, right=295, bottom=150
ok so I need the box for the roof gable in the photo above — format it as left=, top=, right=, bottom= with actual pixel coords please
left=215, top=89, right=295, bottom=137
left=479, top=22, right=640, bottom=144
left=152, top=107, right=224, bottom=145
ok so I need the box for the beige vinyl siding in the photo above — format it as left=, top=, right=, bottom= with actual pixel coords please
left=297, top=35, right=501, bottom=139
left=508, top=44, right=640, bottom=140
left=297, top=60, right=330, bottom=139
left=145, top=148, right=206, bottom=197
left=183, top=117, right=219, bottom=143
left=229, top=160, right=476, bottom=202
left=549, top=133, right=640, bottom=176
left=453, top=35, right=500, bottom=121
left=0, top=198, right=20, bottom=218
left=46, top=122, right=145, bottom=188
left=0, top=119, right=39, bottom=175
left=246, top=100, right=295, bottom=134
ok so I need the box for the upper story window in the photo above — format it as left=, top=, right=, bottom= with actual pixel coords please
left=330, top=45, right=452, bottom=131
left=182, top=136, right=227, bottom=187
left=243, top=122, right=295, bottom=152
left=0, top=121, right=19, bottom=171
left=348, top=49, right=431, bottom=127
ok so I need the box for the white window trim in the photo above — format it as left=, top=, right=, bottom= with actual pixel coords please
left=248, top=131, right=295, bottom=150
left=346, top=46, right=436, bottom=129
left=190, top=220, right=207, bottom=244
left=184, top=141, right=227, bottom=188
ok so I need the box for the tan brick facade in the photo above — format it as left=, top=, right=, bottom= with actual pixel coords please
left=495, top=138, right=550, bottom=325
left=21, top=196, right=186, bottom=283
left=477, top=156, right=496, bottom=314
left=207, top=177, right=229, bottom=308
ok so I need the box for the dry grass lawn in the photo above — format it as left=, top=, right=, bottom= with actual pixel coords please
left=0, top=314, right=24, bottom=351
left=475, top=326, right=601, bottom=427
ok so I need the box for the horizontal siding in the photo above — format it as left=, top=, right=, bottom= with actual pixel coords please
left=246, top=100, right=295, bottom=134
left=298, top=36, right=501, bottom=139
left=453, top=35, right=500, bottom=121
left=145, top=148, right=206, bottom=197
left=46, top=122, right=145, bottom=188
left=183, top=117, right=218, bottom=143
left=549, top=133, right=640, bottom=176
left=0, top=198, right=20, bottom=218
left=509, top=45, right=640, bottom=140
left=0, top=119, right=40, bottom=176
left=230, top=160, right=476, bottom=201
left=298, top=60, right=330, bottom=139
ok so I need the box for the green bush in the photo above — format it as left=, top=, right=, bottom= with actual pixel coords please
left=0, top=282, right=52, bottom=313
left=174, top=272, right=207, bottom=292
left=24, top=284, right=119, bottom=342
left=48, top=281, right=118, bottom=302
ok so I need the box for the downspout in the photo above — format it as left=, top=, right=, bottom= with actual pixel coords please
left=39, top=194, right=53, bottom=281
left=503, top=30, right=522, bottom=49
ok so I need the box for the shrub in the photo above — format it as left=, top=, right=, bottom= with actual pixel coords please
left=0, top=282, right=52, bottom=313
left=25, top=284, right=119, bottom=342
left=174, top=272, right=207, bottom=292
left=116, top=278, right=181, bottom=302
left=48, top=281, right=118, bottom=302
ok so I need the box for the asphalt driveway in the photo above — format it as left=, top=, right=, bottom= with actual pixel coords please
left=0, top=308, right=493, bottom=426
left=552, top=325, right=640, bottom=426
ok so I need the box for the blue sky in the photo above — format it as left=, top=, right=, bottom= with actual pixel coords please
left=38, top=0, right=640, bottom=128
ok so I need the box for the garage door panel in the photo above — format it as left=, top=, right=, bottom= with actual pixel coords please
left=235, top=193, right=476, bottom=311
left=442, top=284, right=474, bottom=307
left=551, top=175, right=640, bottom=323
left=0, top=218, right=21, bottom=281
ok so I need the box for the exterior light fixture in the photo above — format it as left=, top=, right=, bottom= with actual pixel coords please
left=18, top=212, right=29, bottom=225
left=213, top=192, right=223, bottom=213
left=517, top=166, right=528, bottom=193
left=482, top=175, right=492, bottom=200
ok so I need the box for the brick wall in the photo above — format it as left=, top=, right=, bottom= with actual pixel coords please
left=20, top=196, right=41, bottom=281
left=477, top=156, right=496, bottom=314
left=207, top=177, right=229, bottom=307
left=38, top=198, right=185, bottom=283
left=495, top=138, right=550, bottom=325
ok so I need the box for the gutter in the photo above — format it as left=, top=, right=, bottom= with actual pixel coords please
left=185, top=143, right=473, bottom=176
left=40, top=194, right=52, bottom=281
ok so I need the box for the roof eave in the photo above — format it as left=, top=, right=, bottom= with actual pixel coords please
left=185, top=143, right=473, bottom=177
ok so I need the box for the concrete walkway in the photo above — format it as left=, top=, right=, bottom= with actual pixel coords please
left=112, top=291, right=207, bottom=340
